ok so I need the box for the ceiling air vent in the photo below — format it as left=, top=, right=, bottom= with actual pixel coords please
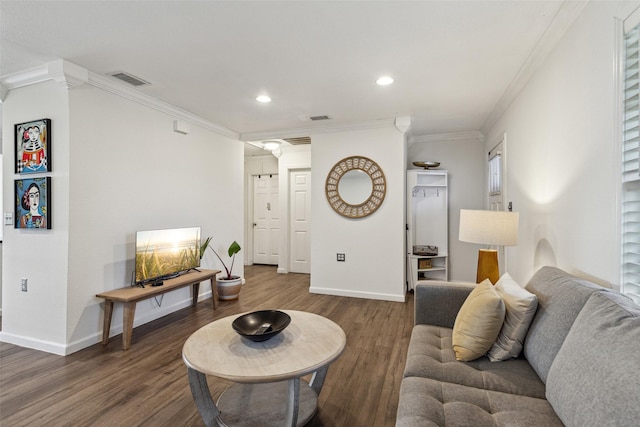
left=283, top=136, right=311, bottom=145
left=308, top=115, right=331, bottom=121
left=110, top=72, right=150, bottom=87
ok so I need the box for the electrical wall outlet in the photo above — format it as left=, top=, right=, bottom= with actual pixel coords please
left=337, top=253, right=345, bottom=262
left=21, top=278, right=28, bottom=292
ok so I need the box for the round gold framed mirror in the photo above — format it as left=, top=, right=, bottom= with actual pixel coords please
left=325, top=156, right=386, bottom=218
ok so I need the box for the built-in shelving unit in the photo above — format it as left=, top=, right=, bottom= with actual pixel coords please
left=406, top=170, right=448, bottom=291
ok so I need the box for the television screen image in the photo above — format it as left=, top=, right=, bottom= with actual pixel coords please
left=135, top=227, right=201, bottom=285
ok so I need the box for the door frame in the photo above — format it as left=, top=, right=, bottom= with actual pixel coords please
left=245, top=172, right=274, bottom=266
left=252, top=174, right=279, bottom=265
left=288, top=168, right=312, bottom=274
left=488, top=132, right=509, bottom=272
left=278, top=163, right=311, bottom=274
left=246, top=173, right=255, bottom=265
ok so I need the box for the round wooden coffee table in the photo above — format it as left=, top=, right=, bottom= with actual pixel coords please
left=182, top=310, right=346, bottom=427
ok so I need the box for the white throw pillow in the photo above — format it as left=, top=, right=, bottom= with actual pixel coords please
left=452, top=279, right=506, bottom=362
left=488, top=273, right=538, bottom=362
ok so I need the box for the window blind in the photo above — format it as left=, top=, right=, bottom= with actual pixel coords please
left=622, top=22, right=640, bottom=304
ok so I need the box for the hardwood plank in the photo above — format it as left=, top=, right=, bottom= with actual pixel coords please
left=0, top=265, right=413, bottom=426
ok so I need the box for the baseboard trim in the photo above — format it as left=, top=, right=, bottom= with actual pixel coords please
left=0, top=289, right=214, bottom=356
left=0, top=332, right=68, bottom=356
left=309, top=286, right=405, bottom=302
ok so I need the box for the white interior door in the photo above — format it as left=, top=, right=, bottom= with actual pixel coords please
left=290, top=169, right=311, bottom=274
left=253, top=175, right=279, bottom=265
left=488, top=134, right=508, bottom=271
left=488, top=137, right=505, bottom=212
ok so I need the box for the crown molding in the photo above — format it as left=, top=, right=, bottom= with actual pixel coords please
left=239, top=118, right=397, bottom=142
left=243, top=152, right=276, bottom=160
left=481, top=0, right=589, bottom=134
left=394, top=116, right=412, bottom=134
left=1, top=59, right=239, bottom=139
left=1, top=59, right=89, bottom=89
left=87, top=72, right=238, bottom=139
left=618, top=0, right=640, bottom=23
left=1, top=63, right=51, bottom=89
left=49, top=60, right=89, bottom=89
left=410, top=131, right=485, bottom=144
left=0, top=83, right=8, bottom=102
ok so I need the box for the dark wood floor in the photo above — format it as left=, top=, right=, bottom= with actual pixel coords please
left=0, top=265, right=413, bottom=427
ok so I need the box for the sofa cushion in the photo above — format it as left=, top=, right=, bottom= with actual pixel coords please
left=523, top=266, right=606, bottom=382
left=488, top=273, right=538, bottom=362
left=404, top=324, right=546, bottom=399
left=546, top=291, right=640, bottom=427
left=414, top=281, right=475, bottom=328
left=452, top=280, right=505, bottom=361
left=396, top=376, right=563, bottom=427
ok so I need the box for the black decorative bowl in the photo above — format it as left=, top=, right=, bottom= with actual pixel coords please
left=232, top=310, right=291, bottom=342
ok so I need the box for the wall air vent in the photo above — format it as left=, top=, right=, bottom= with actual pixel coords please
left=110, top=72, right=150, bottom=87
left=283, top=136, right=311, bottom=145
left=308, top=115, right=331, bottom=121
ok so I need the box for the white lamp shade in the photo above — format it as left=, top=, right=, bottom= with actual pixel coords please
left=459, top=209, right=519, bottom=246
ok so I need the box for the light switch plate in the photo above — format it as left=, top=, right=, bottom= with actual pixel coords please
left=4, top=212, right=13, bottom=225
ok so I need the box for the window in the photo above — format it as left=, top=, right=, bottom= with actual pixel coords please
left=488, top=152, right=502, bottom=196
left=622, top=18, right=640, bottom=304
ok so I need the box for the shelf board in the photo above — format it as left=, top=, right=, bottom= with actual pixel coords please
left=409, top=254, right=448, bottom=259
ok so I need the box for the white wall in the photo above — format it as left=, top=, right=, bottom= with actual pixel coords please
left=0, top=153, right=3, bottom=315
left=408, top=134, right=485, bottom=282
left=0, top=121, right=3, bottom=314
left=484, top=1, right=631, bottom=287
left=1, top=81, right=71, bottom=353
left=1, top=81, right=244, bottom=354
left=277, top=145, right=311, bottom=274
left=0, top=243, right=2, bottom=316
left=310, top=126, right=406, bottom=301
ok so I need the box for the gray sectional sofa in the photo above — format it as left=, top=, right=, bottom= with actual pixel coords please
left=396, top=266, right=640, bottom=426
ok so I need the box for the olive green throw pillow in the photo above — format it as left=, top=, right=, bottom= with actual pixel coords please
left=452, top=279, right=506, bottom=361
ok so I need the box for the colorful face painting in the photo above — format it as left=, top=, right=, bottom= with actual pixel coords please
left=15, top=118, right=51, bottom=174
left=15, top=177, right=51, bottom=229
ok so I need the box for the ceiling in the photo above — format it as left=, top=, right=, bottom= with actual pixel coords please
left=1, top=1, right=580, bottom=154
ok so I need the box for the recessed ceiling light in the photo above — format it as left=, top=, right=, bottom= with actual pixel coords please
left=256, top=95, right=272, bottom=103
left=376, top=76, right=394, bottom=86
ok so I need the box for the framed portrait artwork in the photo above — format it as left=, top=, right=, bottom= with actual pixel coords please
left=15, top=177, right=51, bottom=229
left=15, top=118, right=51, bottom=174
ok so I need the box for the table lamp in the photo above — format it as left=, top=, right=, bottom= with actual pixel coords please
left=459, top=209, right=519, bottom=284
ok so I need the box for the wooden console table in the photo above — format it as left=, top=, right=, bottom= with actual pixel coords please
left=96, top=269, right=220, bottom=350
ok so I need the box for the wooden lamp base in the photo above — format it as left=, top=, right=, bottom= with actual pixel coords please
left=476, top=249, right=499, bottom=284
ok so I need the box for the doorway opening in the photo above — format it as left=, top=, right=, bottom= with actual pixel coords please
left=252, top=174, right=279, bottom=265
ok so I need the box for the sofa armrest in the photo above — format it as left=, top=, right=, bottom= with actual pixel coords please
left=414, top=281, right=475, bottom=328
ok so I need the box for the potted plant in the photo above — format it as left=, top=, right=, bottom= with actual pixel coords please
left=201, top=237, right=243, bottom=300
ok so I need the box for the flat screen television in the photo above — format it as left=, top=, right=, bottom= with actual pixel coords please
left=135, top=226, right=201, bottom=286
